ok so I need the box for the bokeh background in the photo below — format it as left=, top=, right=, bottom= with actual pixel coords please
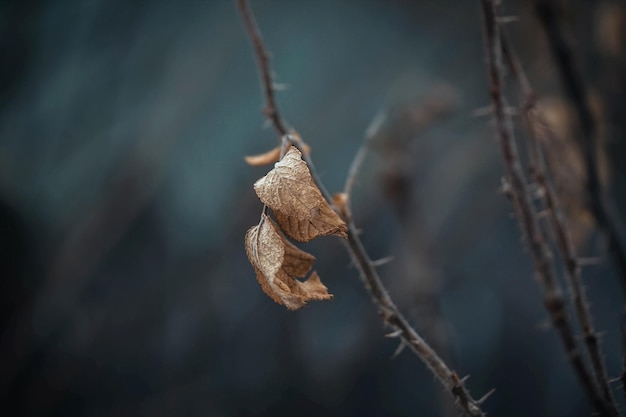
left=1, top=0, right=626, bottom=416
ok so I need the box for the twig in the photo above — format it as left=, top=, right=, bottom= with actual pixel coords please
left=479, top=1, right=617, bottom=416
left=534, top=0, right=626, bottom=289
left=343, top=110, right=386, bottom=201
left=236, top=0, right=288, bottom=136
left=236, top=1, right=487, bottom=414
left=501, top=32, right=619, bottom=414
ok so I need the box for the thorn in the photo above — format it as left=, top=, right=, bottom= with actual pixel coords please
left=498, top=177, right=511, bottom=195
left=475, top=105, right=518, bottom=116
left=391, top=341, right=406, bottom=359
left=527, top=182, right=539, bottom=193
left=528, top=184, right=545, bottom=199
left=536, top=318, right=551, bottom=331
left=505, top=106, right=519, bottom=116
left=578, top=257, right=603, bottom=266
left=477, top=388, right=496, bottom=404
left=385, top=329, right=403, bottom=338
left=608, top=376, right=622, bottom=384
left=467, top=403, right=482, bottom=416
left=496, top=15, right=519, bottom=24
left=460, top=374, right=471, bottom=383
left=372, top=256, right=394, bottom=267
left=272, top=82, right=289, bottom=91
left=537, top=209, right=550, bottom=219
left=472, top=106, right=492, bottom=117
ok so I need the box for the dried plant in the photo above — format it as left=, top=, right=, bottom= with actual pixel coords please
left=237, top=0, right=626, bottom=416
left=236, top=1, right=488, bottom=416
left=245, top=145, right=347, bottom=310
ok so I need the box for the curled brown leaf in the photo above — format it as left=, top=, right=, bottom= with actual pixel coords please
left=245, top=213, right=333, bottom=310
left=244, top=138, right=312, bottom=167
left=245, top=146, right=282, bottom=166
left=332, top=192, right=351, bottom=221
left=537, top=96, right=609, bottom=247
left=254, top=147, right=347, bottom=242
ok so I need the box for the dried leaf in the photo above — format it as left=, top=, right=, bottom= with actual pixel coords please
left=244, top=141, right=312, bottom=167
left=254, top=147, right=347, bottom=242
left=596, top=2, right=626, bottom=59
left=537, top=96, right=610, bottom=248
left=245, top=213, right=333, bottom=310
left=245, top=146, right=282, bottom=166
left=332, top=192, right=351, bottom=220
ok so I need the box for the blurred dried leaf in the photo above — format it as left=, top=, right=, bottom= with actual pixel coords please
left=245, top=146, right=282, bottom=166
left=245, top=213, right=333, bottom=310
left=332, top=192, right=351, bottom=220
left=596, top=2, right=626, bottom=59
left=254, top=147, right=347, bottom=242
left=536, top=96, right=610, bottom=247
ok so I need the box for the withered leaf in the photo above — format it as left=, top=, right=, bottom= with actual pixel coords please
left=244, top=146, right=282, bottom=166
left=254, top=147, right=347, bottom=242
left=245, top=213, right=333, bottom=310
left=537, top=96, right=609, bottom=248
left=332, top=192, right=351, bottom=220
left=244, top=143, right=312, bottom=167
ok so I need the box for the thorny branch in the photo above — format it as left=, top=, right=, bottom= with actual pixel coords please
left=237, top=0, right=487, bottom=415
left=479, top=1, right=618, bottom=416
left=374, top=94, right=460, bottom=417
left=236, top=0, right=288, bottom=136
left=534, top=0, right=626, bottom=289
left=501, top=33, right=619, bottom=413
left=343, top=111, right=385, bottom=201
